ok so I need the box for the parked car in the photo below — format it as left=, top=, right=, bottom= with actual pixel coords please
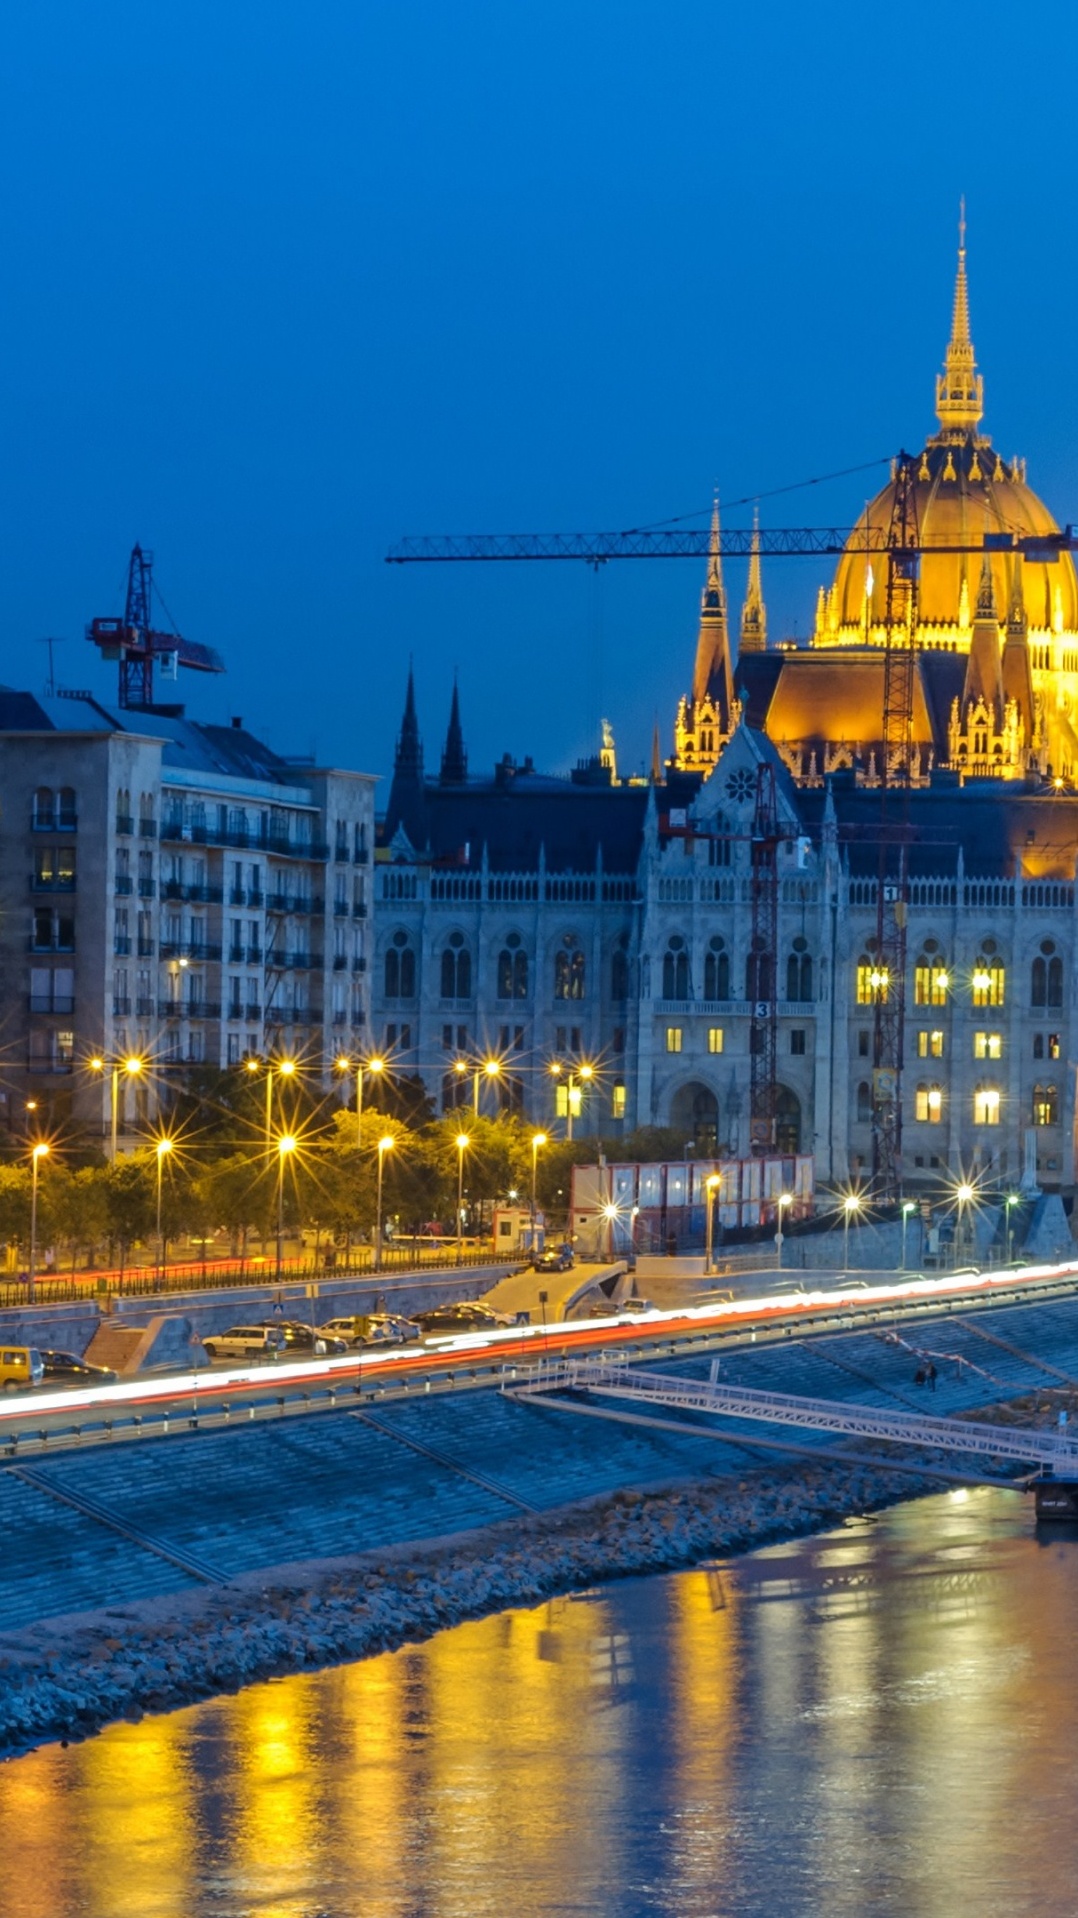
left=270, top=1320, right=349, bottom=1355
left=201, top=1325, right=286, bottom=1362
left=0, top=1345, right=43, bottom=1393
left=319, top=1313, right=420, bottom=1348
left=39, top=1349, right=117, bottom=1386
left=586, top=1295, right=655, bottom=1318
left=410, top=1301, right=515, bottom=1336
left=532, top=1246, right=574, bottom=1273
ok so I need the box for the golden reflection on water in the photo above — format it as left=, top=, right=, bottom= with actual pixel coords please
left=4, top=1487, right=1078, bottom=1918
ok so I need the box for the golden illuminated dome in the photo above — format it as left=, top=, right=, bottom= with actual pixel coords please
left=820, top=214, right=1078, bottom=642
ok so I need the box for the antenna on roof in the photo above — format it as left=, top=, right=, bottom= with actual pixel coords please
left=36, top=636, right=65, bottom=698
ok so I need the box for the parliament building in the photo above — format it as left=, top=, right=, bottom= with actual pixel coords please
left=375, top=227, right=1078, bottom=1198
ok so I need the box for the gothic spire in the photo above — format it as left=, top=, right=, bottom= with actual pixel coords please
left=395, top=663, right=423, bottom=779
left=1002, top=553, right=1035, bottom=736
left=935, top=199, right=984, bottom=433
left=739, top=507, right=767, bottom=654
left=691, top=497, right=735, bottom=723
left=439, top=677, right=468, bottom=785
left=962, top=549, right=1003, bottom=719
left=384, top=663, right=427, bottom=848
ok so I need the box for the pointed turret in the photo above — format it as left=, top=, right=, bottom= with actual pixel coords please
left=691, top=499, right=735, bottom=724
left=1002, top=554, right=1035, bottom=737
left=935, top=199, right=984, bottom=432
left=739, top=508, right=767, bottom=654
left=651, top=720, right=662, bottom=783
left=439, top=677, right=468, bottom=785
left=383, top=664, right=428, bottom=847
left=962, top=551, right=1004, bottom=718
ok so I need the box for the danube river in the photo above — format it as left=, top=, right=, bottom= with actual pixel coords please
left=1, top=1484, right=1075, bottom=1917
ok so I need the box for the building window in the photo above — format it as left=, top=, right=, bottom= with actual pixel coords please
left=1033, top=1083, right=1059, bottom=1126
left=497, top=934, right=528, bottom=1000
left=786, top=938, right=812, bottom=1002
left=662, top=937, right=690, bottom=1000
left=973, top=1082, right=1001, bottom=1125
left=440, top=931, right=472, bottom=1001
left=708, top=1027, right=724, bottom=1054
left=745, top=940, right=772, bottom=1001
left=915, top=1082, right=943, bottom=1122
left=611, top=1083, right=626, bottom=1119
left=856, top=1081, right=872, bottom=1123
left=917, top=1030, right=945, bottom=1058
left=973, top=1031, right=1002, bottom=1060
left=972, top=945, right=1005, bottom=1007
left=914, top=953, right=949, bottom=1005
left=1049, top=1032, right=1061, bottom=1060
left=1031, top=941, right=1064, bottom=1009
left=790, top=1029, right=806, bottom=1055
left=554, top=935, right=585, bottom=1000
left=666, top=1026, right=683, bottom=1054
left=857, top=1029, right=870, bottom=1057
left=856, top=954, right=888, bottom=1004
left=704, top=936, right=729, bottom=1000
left=384, top=929, right=415, bottom=1000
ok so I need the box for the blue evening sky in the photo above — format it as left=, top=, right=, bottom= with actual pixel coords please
left=2, top=1, right=1076, bottom=793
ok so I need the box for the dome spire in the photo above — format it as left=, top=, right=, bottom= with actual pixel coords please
left=935, top=199, right=984, bottom=434
left=691, top=495, right=733, bottom=713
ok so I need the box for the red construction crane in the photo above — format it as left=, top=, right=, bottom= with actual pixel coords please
left=87, top=544, right=225, bottom=711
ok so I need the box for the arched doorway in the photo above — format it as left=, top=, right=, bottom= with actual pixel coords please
left=669, top=1081, right=720, bottom=1155
left=775, top=1084, right=801, bottom=1155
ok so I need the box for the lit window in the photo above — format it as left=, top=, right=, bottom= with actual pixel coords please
left=555, top=1084, right=569, bottom=1118
left=917, top=1030, right=945, bottom=1058
left=1033, top=1084, right=1059, bottom=1126
left=666, top=1027, right=683, bottom=1054
left=973, top=1083, right=1001, bottom=1125
left=972, top=959, right=1005, bottom=1007
left=612, top=1083, right=626, bottom=1119
left=707, top=1027, right=724, bottom=1054
left=914, top=960, right=949, bottom=1006
left=1049, top=1032, right=1061, bottom=1060
left=973, top=1031, right=1002, bottom=1060
left=856, top=958, right=889, bottom=1004
left=915, top=1082, right=943, bottom=1123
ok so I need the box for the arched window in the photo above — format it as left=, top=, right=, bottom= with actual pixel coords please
left=611, top=935, right=629, bottom=1001
left=972, top=939, right=1005, bottom=1008
left=554, top=935, right=585, bottom=1000
left=440, top=930, right=471, bottom=1000
left=914, top=940, right=949, bottom=1006
left=114, top=787, right=131, bottom=830
left=973, top=1081, right=1002, bottom=1125
left=704, top=936, right=729, bottom=1000
left=1033, top=1083, right=1059, bottom=1126
left=32, top=786, right=54, bottom=829
left=385, top=929, right=415, bottom=1000
left=856, top=942, right=889, bottom=1005
left=138, top=792, right=154, bottom=829
left=662, top=936, right=690, bottom=1000
left=57, top=787, right=76, bottom=829
left=497, top=932, right=528, bottom=1000
left=1032, top=939, right=1063, bottom=1008
left=856, top=1081, right=872, bottom=1123
left=745, top=938, right=772, bottom=1002
left=786, top=936, right=812, bottom=1002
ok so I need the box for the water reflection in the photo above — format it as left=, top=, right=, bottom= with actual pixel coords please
left=3, top=1486, right=1078, bottom=1917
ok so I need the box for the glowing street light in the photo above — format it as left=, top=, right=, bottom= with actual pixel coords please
left=28, top=1141, right=49, bottom=1304
left=900, top=1197, right=917, bottom=1271
left=455, top=1131, right=470, bottom=1265
left=90, top=1052, right=145, bottom=1161
left=336, top=1052, right=385, bottom=1148
left=155, top=1137, right=174, bottom=1285
left=549, top=1059, right=594, bottom=1142
left=1005, top=1192, right=1020, bottom=1265
left=531, top=1131, right=547, bottom=1248
left=473, top=1056, right=502, bottom=1114
left=276, top=1133, right=297, bottom=1281
left=374, top=1134, right=396, bottom=1272
left=954, top=1180, right=975, bottom=1264
left=704, top=1172, right=721, bottom=1275
left=775, top=1190, right=793, bottom=1269
left=842, top=1192, right=863, bottom=1272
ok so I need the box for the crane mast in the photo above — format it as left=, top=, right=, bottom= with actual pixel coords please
left=748, top=763, right=780, bottom=1152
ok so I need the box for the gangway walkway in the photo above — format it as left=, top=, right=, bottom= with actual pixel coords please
left=509, top=1359, right=1078, bottom=1474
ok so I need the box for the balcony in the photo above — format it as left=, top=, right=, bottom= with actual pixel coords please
left=246, top=945, right=263, bottom=965
left=248, top=889, right=264, bottom=909
left=332, top=955, right=348, bottom=971
left=115, top=875, right=134, bottom=894
left=28, top=938, right=75, bottom=954
left=160, top=941, right=223, bottom=963
left=139, top=818, right=157, bottom=838
left=159, top=1000, right=182, bottom=1019
left=331, top=1011, right=348, bottom=1025
left=354, top=847, right=369, bottom=865
left=30, top=874, right=76, bottom=893
left=115, top=815, right=134, bottom=835
left=137, top=938, right=155, bottom=957
left=229, top=888, right=247, bottom=905
left=334, top=843, right=350, bottom=863
left=187, top=1001, right=221, bottom=1020
left=226, top=1002, right=244, bottom=1020
left=352, top=956, right=367, bottom=973
left=32, top=812, right=77, bottom=832
left=136, top=996, right=155, bottom=1017
left=29, top=995, right=76, bottom=1015
left=113, top=996, right=132, bottom=1016
left=245, top=1001, right=262, bottom=1020
left=352, top=902, right=367, bottom=919
left=114, top=937, right=132, bottom=956
left=228, top=945, right=246, bottom=964
left=333, top=898, right=349, bottom=917
left=137, top=878, right=156, bottom=898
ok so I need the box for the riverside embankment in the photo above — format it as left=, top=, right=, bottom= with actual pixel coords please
left=3, top=1288, right=1078, bottom=1756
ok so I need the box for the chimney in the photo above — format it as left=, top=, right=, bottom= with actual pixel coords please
left=231, top=716, right=243, bottom=729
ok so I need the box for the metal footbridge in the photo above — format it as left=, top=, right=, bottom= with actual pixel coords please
left=509, top=1359, right=1078, bottom=1475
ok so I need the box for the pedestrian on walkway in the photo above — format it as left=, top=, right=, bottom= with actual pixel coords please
left=927, top=1361, right=938, bottom=1392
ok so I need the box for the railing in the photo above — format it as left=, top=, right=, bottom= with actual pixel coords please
left=245, top=1002, right=262, bottom=1020
left=30, top=875, right=76, bottom=892
left=114, top=937, right=132, bottom=955
left=137, top=939, right=155, bottom=956
left=29, top=995, right=75, bottom=1015
left=113, top=997, right=131, bottom=1016
left=246, top=945, right=263, bottom=964
left=31, top=813, right=78, bottom=832
left=138, top=879, right=156, bottom=898
left=115, top=815, right=134, bottom=834
left=353, top=902, right=367, bottom=918
left=139, top=819, right=157, bottom=838
left=28, top=939, right=75, bottom=954
left=228, top=946, right=246, bottom=963
left=160, top=942, right=223, bottom=962
left=115, top=875, right=134, bottom=894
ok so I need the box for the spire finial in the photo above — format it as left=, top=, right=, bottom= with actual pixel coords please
left=739, top=506, right=767, bottom=653
left=935, top=199, right=983, bottom=431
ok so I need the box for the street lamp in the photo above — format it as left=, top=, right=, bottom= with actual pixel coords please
left=375, top=1134, right=395, bottom=1272
left=155, top=1138, right=174, bottom=1285
left=955, top=1181, right=974, bottom=1265
left=900, top=1198, right=917, bottom=1272
left=455, top=1132, right=470, bottom=1265
left=775, top=1191, right=793, bottom=1269
left=276, top=1133, right=297, bottom=1281
left=549, top=1060, right=594, bottom=1142
left=336, top=1052, right=385, bottom=1149
left=28, top=1142, right=49, bottom=1303
left=704, top=1173, right=721, bottom=1275
left=1006, top=1193, right=1020, bottom=1265
left=843, top=1192, right=862, bottom=1272
left=531, top=1131, right=547, bottom=1249
left=90, top=1053, right=145, bottom=1160
left=474, top=1056, right=502, bottom=1114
